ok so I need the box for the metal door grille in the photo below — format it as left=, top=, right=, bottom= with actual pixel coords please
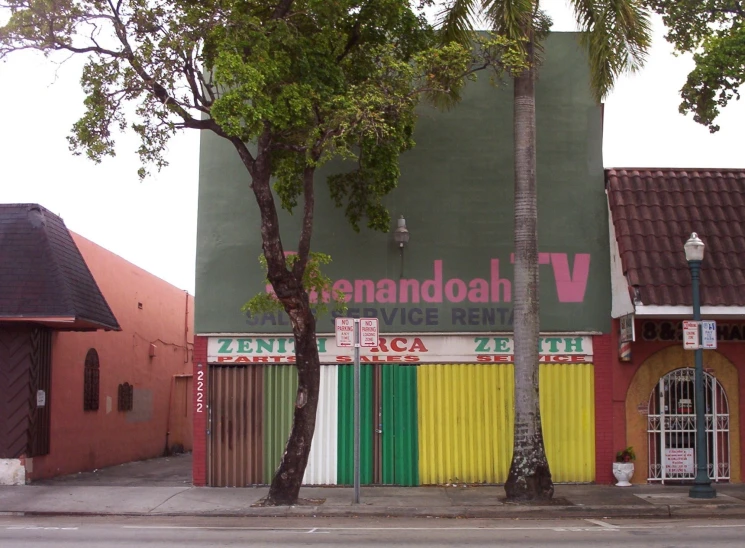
left=647, top=368, right=730, bottom=483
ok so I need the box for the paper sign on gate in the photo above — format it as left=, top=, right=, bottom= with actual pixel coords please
left=701, top=320, right=717, bottom=349
left=683, top=320, right=700, bottom=350
left=665, top=448, right=694, bottom=475
left=359, top=318, right=379, bottom=348
left=335, top=317, right=355, bottom=347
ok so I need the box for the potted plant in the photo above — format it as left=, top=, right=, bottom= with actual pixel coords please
left=613, top=446, right=636, bottom=487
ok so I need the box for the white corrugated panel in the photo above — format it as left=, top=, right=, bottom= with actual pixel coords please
left=303, top=365, right=338, bottom=485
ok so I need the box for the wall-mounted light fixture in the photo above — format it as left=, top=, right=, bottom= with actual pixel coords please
left=393, top=215, right=410, bottom=248
left=393, top=215, right=410, bottom=277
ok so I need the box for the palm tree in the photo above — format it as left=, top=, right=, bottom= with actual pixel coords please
left=438, top=0, right=651, bottom=500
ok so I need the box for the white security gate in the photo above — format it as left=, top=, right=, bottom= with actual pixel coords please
left=647, top=368, right=730, bottom=483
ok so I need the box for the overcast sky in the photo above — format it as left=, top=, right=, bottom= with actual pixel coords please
left=1, top=1, right=742, bottom=295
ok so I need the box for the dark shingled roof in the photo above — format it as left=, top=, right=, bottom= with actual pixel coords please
left=606, top=169, right=745, bottom=307
left=0, top=204, right=120, bottom=330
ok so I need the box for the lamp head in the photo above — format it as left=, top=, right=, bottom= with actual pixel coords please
left=684, top=232, right=705, bottom=263
left=393, top=215, right=410, bottom=248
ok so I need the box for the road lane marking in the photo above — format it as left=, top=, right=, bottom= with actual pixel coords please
left=118, top=523, right=745, bottom=533
left=689, top=524, right=745, bottom=528
left=5, top=527, right=78, bottom=530
left=120, top=525, right=625, bottom=532
left=585, top=519, right=620, bottom=529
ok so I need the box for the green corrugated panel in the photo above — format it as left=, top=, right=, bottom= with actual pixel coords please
left=395, top=365, right=419, bottom=486
left=263, top=365, right=298, bottom=483
left=337, top=364, right=373, bottom=485
left=381, top=365, right=419, bottom=486
left=381, top=365, right=395, bottom=484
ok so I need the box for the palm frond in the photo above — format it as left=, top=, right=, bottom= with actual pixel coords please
left=483, top=0, right=534, bottom=42
left=436, top=0, right=481, bottom=46
left=572, top=0, right=652, bottom=101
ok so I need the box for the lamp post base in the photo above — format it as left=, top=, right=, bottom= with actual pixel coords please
left=689, top=482, right=717, bottom=499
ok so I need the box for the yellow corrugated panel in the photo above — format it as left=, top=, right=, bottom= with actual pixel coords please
left=417, top=364, right=514, bottom=484
left=540, top=363, right=595, bottom=483
left=417, top=363, right=595, bottom=485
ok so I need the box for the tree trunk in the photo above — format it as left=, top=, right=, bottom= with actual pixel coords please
left=504, top=43, right=554, bottom=501
left=235, top=134, right=321, bottom=506
left=264, top=305, right=320, bottom=505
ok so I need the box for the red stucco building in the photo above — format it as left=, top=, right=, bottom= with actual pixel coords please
left=0, top=204, right=194, bottom=483
left=603, top=169, right=745, bottom=485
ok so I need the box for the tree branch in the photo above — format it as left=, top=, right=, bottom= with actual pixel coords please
left=243, top=127, right=298, bottom=304
left=337, top=19, right=362, bottom=63
left=181, top=48, right=211, bottom=110
left=272, top=143, right=307, bottom=152
left=198, top=67, right=217, bottom=103
left=293, top=164, right=315, bottom=280
left=272, top=0, right=295, bottom=19
left=227, top=135, right=258, bottom=179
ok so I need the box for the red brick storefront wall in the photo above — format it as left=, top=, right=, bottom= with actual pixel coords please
left=593, top=333, right=615, bottom=483
left=600, top=318, right=745, bottom=484
left=192, top=335, right=208, bottom=486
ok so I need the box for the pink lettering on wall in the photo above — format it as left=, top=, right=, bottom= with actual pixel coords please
left=421, top=260, right=443, bottom=302
left=491, top=259, right=511, bottom=302
left=550, top=253, right=591, bottom=302
left=266, top=253, right=591, bottom=305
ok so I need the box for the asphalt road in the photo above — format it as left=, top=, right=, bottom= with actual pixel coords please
left=0, top=516, right=744, bottom=547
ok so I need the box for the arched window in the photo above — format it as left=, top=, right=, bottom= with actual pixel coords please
left=647, top=367, right=730, bottom=482
left=117, top=382, right=133, bottom=412
left=84, top=348, right=100, bottom=411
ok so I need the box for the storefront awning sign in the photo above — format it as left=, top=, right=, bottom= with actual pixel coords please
left=208, top=334, right=593, bottom=364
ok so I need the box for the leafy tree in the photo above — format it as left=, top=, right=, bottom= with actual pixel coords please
left=1, top=0, right=470, bottom=505
left=438, top=0, right=651, bottom=500
left=645, top=0, right=745, bottom=132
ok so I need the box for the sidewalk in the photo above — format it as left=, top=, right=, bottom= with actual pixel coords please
left=2, top=455, right=744, bottom=520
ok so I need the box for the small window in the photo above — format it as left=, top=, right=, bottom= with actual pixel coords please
left=117, top=382, right=134, bottom=412
left=84, top=348, right=100, bottom=411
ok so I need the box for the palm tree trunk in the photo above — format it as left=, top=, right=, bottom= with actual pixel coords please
left=504, top=40, right=554, bottom=501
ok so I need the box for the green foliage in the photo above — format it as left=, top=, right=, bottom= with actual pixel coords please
left=0, top=0, right=471, bottom=230
left=242, top=252, right=348, bottom=317
left=574, top=0, right=652, bottom=101
left=645, top=0, right=745, bottom=132
left=437, top=0, right=652, bottom=102
left=616, top=446, right=636, bottom=462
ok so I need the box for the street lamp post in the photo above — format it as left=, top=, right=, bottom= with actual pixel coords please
left=684, top=233, right=717, bottom=499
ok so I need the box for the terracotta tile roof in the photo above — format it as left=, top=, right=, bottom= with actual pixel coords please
left=0, top=204, right=120, bottom=330
left=606, top=169, right=745, bottom=307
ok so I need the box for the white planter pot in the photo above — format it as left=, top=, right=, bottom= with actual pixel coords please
left=612, top=462, right=634, bottom=487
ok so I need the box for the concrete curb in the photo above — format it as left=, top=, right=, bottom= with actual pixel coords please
left=6, top=504, right=745, bottom=520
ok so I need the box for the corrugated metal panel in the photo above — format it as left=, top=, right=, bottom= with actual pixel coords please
left=373, top=364, right=382, bottom=483
left=208, top=365, right=263, bottom=486
left=263, top=365, right=298, bottom=483
left=381, top=365, right=393, bottom=483
left=303, top=365, right=339, bottom=485
left=337, top=364, right=374, bottom=485
left=539, top=363, right=595, bottom=483
left=418, top=364, right=514, bottom=484
left=382, top=364, right=419, bottom=486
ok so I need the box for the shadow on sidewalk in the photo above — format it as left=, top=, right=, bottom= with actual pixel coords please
left=31, top=453, right=193, bottom=487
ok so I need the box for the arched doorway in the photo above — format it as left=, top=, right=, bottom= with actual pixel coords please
left=647, top=367, right=730, bottom=483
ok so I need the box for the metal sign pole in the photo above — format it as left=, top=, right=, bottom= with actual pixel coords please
left=353, top=318, right=360, bottom=504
